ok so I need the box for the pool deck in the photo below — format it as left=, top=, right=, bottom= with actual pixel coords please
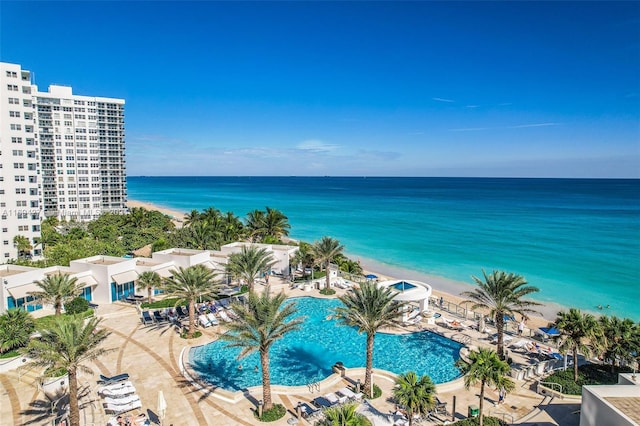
left=0, top=277, right=579, bottom=426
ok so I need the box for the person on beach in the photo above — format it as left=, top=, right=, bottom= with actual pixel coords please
left=498, top=387, right=506, bottom=404
left=518, top=320, right=525, bottom=336
left=439, top=296, right=444, bottom=309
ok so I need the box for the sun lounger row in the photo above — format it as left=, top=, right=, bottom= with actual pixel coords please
left=98, top=381, right=137, bottom=397
left=103, top=398, right=142, bottom=414
left=98, top=373, right=130, bottom=385
left=312, top=388, right=361, bottom=409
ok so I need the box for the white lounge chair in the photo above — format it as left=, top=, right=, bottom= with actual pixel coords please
left=403, top=315, right=422, bottom=326
left=206, top=312, right=219, bottom=325
left=337, top=387, right=362, bottom=401
left=442, top=317, right=463, bottom=330
left=218, top=310, right=233, bottom=323
left=103, top=394, right=140, bottom=406
left=324, top=392, right=340, bottom=406
left=103, top=398, right=142, bottom=414
left=226, top=308, right=240, bottom=320
left=198, top=314, right=212, bottom=328
left=99, top=385, right=137, bottom=397
left=98, top=381, right=136, bottom=395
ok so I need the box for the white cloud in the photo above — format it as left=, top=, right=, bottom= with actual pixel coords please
left=432, top=97, right=455, bottom=103
left=507, top=123, right=561, bottom=129
left=296, top=139, right=338, bottom=153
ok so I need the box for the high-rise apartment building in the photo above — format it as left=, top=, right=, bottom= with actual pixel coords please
left=0, top=62, right=127, bottom=261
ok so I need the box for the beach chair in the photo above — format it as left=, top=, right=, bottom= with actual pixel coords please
left=141, top=311, right=154, bottom=325
left=102, top=394, right=141, bottom=406
left=103, top=398, right=142, bottom=414
left=403, top=315, right=423, bottom=326
left=218, top=310, right=233, bottom=323
left=311, top=396, right=333, bottom=408
left=324, top=392, right=341, bottom=406
left=299, top=402, right=321, bottom=419
left=153, top=310, right=167, bottom=323
left=198, top=314, right=212, bottom=328
left=98, top=373, right=130, bottom=385
left=226, top=308, right=240, bottom=320
left=99, top=384, right=137, bottom=397
left=435, top=397, right=448, bottom=414
left=206, top=312, right=219, bottom=325
left=336, top=386, right=362, bottom=401
left=175, top=306, right=187, bottom=318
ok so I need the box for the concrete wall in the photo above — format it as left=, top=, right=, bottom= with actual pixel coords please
left=580, top=385, right=640, bottom=426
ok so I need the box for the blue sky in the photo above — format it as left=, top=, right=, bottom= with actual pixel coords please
left=2, top=1, right=639, bottom=177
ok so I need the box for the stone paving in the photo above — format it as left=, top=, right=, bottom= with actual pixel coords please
left=0, top=278, right=578, bottom=426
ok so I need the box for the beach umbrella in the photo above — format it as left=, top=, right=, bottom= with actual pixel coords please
left=365, top=274, right=378, bottom=279
left=157, top=390, right=167, bottom=424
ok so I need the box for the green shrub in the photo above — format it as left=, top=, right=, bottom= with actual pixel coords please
left=319, top=288, right=336, bottom=296
left=364, top=383, right=382, bottom=399
left=0, top=349, right=21, bottom=359
left=64, top=297, right=90, bottom=315
left=255, top=403, right=286, bottom=422
left=141, top=298, right=183, bottom=309
left=44, top=366, right=68, bottom=378
left=544, top=364, right=633, bottom=395
left=450, top=416, right=507, bottom=426
left=180, top=330, right=202, bottom=339
left=35, top=310, right=93, bottom=331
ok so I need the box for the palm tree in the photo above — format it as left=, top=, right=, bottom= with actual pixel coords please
left=554, top=308, right=602, bottom=382
left=28, top=274, right=85, bottom=316
left=24, top=315, right=114, bottom=426
left=456, top=348, right=515, bottom=426
left=127, top=207, right=149, bottom=228
left=291, top=241, right=315, bottom=277
left=136, top=271, right=162, bottom=304
left=245, top=209, right=266, bottom=242
left=0, top=309, right=35, bottom=354
left=162, top=265, right=220, bottom=338
left=599, top=315, right=637, bottom=371
left=221, top=211, right=244, bottom=242
left=318, top=402, right=369, bottom=426
left=393, top=371, right=436, bottom=426
left=220, top=290, right=304, bottom=411
left=461, top=270, right=541, bottom=359
left=311, top=237, right=344, bottom=289
left=225, top=245, right=277, bottom=291
left=13, top=235, right=33, bottom=258
left=334, top=282, right=403, bottom=397
left=263, top=207, right=290, bottom=242
left=183, top=209, right=201, bottom=227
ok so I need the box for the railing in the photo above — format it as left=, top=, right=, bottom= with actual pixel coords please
left=537, top=380, right=563, bottom=399
left=490, top=410, right=515, bottom=425
left=307, top=382, right=320, bottom=393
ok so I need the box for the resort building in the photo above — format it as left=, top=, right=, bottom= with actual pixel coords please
left=0, top=243, right=297, bottom=314
left=0, top=61, right=127, bottom=261
left=580, top=373, right=640, bottom=426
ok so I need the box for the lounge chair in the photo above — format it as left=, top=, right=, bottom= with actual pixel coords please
left=311, top=396, right=333, bottom=408
left=206, top=312, right=219, bottom=325
left=153, top=310, right=167, bottom=323
left=435, top=397, right=448, bottom=414
left=219, top=298, right=231, bottom=308
left=103, top=398, right=142, bottom=414
left=141, top=311, right=154, bottom=325
left=337, top=386, right=363, bottom=401
left=175, top=306, right=187, bottom=318
left=218, top=310, right=233, bottom=323
left=198, top=314, right=213, bottom=328
left=98, top=373, right=130, bottom=385
left=403, top=315, right=422, bottom=326
left=299, top=402, right=321, bottom=419
left=226, top=308, right=240, bottom=320
left=324, top=392, right=341, bottom=405
left=103, top=394, right=140, bottom=406
left=99, top=384, right=137, bottom=398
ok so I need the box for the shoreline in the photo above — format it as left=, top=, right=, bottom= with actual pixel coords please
left=127, top=198, right=561, bottom=329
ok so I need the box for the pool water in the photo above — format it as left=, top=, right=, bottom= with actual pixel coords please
left=189, top=297, right=462, bottom=391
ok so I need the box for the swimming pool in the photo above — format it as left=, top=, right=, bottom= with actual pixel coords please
left=188, top=297, right=462, bottom=391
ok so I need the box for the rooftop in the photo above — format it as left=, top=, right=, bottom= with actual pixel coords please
left=604, top=397, right=640, bottom=424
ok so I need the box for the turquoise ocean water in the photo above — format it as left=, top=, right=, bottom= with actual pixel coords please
left=128, top=177, right=640, bottom=320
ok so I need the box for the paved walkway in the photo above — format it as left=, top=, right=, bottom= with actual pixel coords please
left=0, top=278, right=579, bottom=426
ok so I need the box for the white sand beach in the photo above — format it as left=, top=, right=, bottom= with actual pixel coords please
left=127, top=198, right=557, bottom=329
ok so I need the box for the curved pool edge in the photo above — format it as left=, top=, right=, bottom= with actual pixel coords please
left=181, top=341, right=468, bottom=404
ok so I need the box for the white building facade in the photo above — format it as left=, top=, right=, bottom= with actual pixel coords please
left=0, top=61, right=127, bottom=260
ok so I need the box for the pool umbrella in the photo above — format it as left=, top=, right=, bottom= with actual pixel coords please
left=157, top=390, right=167, bottom=424
left=365, top=274, right=378, bottom=279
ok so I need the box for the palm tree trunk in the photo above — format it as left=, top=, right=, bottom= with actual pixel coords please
left=573, top=346, right=579, bottom=382
left=260, top=350, right=273, bottom=411
left=479, top=381, right=485, bottom=426
left=496, top=313, right=505, bottom=359
left=408, top=408, right=414, bottom=426
left=55, top=300, right=62, bottom=316
left=148, top=287, right=152, bottom=304
left=325, top=260, right=330, bottom=289
left=364, top=332, right=375, bottom=397
left=188, top=299, right=196, bottom=337
left=68, top=367, right=80, bottom=426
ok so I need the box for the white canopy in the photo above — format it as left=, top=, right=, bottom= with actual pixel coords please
left=112, top=270, right=139, bottom=285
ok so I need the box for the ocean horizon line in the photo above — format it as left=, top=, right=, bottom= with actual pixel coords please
left=130, top=175, right=640, bottom=180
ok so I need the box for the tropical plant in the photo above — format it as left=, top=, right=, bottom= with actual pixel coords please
left=311, top=237, right=344, bottom=289
left=23, top=315, right=114, bottom=426
left=599, top=315, right=638, bottom=371
left=161, top=265, right=220, bottom=337
left=13, top=235, right=33, bottom=258
left=220, top=290, right=304, bottom=411
left=136, top=271, right=162, bottom=304
left=291, top=241, right=315, bottom=276
left=245, top=209, right=267, bottom=242
left=183, top=209, right=201, bottom=227
left=28, top=274, right=85, bottom=316
left=225, top=245, right=277, bottom=291
left=334, top=282, right=403, bottom=397
left=263, top=207, right=290, bottom=242
left=318, top=402, right=370, bottom=426
left=64, top=297, right=90, bottom=315
left=0, top=309, right=35, bottom=354
left=461, top=270, right=541, bottom=359
left=393, top=371, right=436, bottom=426
left=554, top=308, right=602, bottom=382
left=456, top=348, right=514, bottom=426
